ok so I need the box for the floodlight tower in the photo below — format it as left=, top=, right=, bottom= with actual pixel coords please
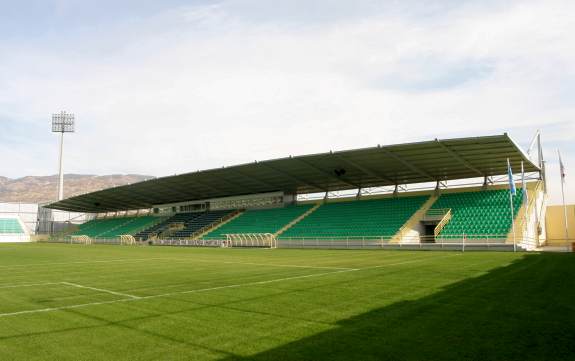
left=51, top=111, right=75, bottom=201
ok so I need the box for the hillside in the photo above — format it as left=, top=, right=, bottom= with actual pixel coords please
left=0, top=174, right=153, bottom=204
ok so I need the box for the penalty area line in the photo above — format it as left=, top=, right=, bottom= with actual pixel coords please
left=0, top=257, right=181, bottom=270
left=219, top=260, right=358, bottom=271
left=159, top=258, right=359, bottom=271
left=61, top=282, right=141, bottom=299
left=0, top=268, right=358, bottom=318
left=361, top=253, right=462, bottom=270
left=0, top=282, right=61, bottom=290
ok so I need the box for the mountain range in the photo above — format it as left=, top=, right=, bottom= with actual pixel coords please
left=0, top=174, right=153, bottom=204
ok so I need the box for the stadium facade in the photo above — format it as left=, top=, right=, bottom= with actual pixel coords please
left=4, top=133, right=569, bottom=250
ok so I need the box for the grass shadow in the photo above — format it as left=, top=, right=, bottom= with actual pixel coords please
left=222, top=253, right=575, bottom=361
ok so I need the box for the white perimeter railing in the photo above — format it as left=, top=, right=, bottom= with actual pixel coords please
left=275, top=234, right=513, bottom=251
left=49, top=232, right=542, bottom=251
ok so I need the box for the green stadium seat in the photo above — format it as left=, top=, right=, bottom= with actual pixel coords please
left=279, top=196, right=428, bottom=240
left=202, top=205, right=314, bottom=240
left=432, top=189, right=523, bottom=240
left=0, top=218, right=24, bottom=234
left=73, top=216, right=162, bottom=239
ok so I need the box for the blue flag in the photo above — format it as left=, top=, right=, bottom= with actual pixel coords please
left=507, top=159, right=516, bottom=196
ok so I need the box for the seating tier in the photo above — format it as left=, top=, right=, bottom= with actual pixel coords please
left=0, top=218, right=24, bottom=234
left=202, top=205, right=313, bottom=240
left=279, top=196, right=428, bottom=240
left=170, top=210, right=235, bottom=238
left=431, top=189, right=523, bottom=239
left=74, top=216, right=161, bottom=238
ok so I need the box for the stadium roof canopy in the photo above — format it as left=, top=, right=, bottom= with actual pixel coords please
left=47, top=133, right=539, bottom=213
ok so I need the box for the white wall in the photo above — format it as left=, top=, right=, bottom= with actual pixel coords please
left=0, top=234, right=30, bottom=243
left=0, top=202, right=88, bottom=235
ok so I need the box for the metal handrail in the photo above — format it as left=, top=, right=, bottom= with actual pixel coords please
left=189, top=210, right=242, bottom=240
left=423, top=208, right=451, bottom=220
left=434, top=209, right=452, bottom=237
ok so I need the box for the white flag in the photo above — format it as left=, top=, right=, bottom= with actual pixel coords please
left=559, top=151, right=566, bottom=182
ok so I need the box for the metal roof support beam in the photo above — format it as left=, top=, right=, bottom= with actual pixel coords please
left=86, top=193, right=145, bottom=211
left=380, top=148, right=435, bottom=181
left=434, top=180, right=448, bottom=193
left=212, top=174, right=262, bottom=194
left=293, top=158, right=360, bottom=189
left=483, top=176, right=494, bottom=187
left=189, top=178, right=226, bottom=194
left=227, top=168, right=278, bottom=190
left=117, top=183, right=178, bottom=201
left=45, top=134, right=541, bottom=213
left=117, top=190, right=161, bottom=206
left=332, top=155, right=396, bottom=185
left=435, top=139, right=484, bottom=177
left=259, top=163, right=327, bottom=192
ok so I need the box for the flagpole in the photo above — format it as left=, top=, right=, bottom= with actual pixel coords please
left=558, top=149, right=569, bottom=249
left=508, top=158, right=517, bottom=252
left=521, top=161, right=528, bottom=246
left=561, top=179, right=568, bottom=244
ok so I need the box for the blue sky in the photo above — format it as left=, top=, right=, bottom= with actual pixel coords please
left=0, top=0, right=573, bottom=204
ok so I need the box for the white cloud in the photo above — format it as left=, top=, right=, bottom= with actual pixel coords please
left=0, top=0, right=574, bottom=204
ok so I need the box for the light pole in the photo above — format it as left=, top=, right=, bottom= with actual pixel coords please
left=52, top=111, right=75, bottom=201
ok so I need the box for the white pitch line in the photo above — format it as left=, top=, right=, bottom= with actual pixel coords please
left=0, top=257, right=355, bottom=272
left=0, top=253, right=463, bottom=318
left=118, top=257, right=357, bottom=271
left=217, top=260, right=358, bottom=271
left=0, top=282, right=61, bottom=290
left=0, top=257, right=177, bottom=270
left=0, top=298, right=136, bottom=318
left=0, top=269, right=358, bottom=318
left=362, top=253, right=462, bottom=269
left=150, top=268, right=359, bottom=299
left=156, top=257, right=358, bottom=271
left=61, top=282, right=140, bottom=299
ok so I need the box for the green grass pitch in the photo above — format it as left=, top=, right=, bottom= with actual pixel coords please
left=0, top=243, right=573, bottom=360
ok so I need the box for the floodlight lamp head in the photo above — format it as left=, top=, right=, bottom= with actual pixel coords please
left=51, top=111, right=75, bottom=133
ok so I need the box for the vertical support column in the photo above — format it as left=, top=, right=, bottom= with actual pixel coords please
left=57, top=131, right=65, bottom=201
left=509, top=190, right=517, bottom=252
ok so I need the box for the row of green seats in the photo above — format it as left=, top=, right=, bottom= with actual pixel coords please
left=202, top=205, right=314, bottom=240
left=432, top=189, right=523, bottom=239
left=98, top=216, right=161, bottom=238
left=73, top=218, right=128, bottom=238
left=73, top=216, right=162, bottom=238
left=280, top=196, right=429, bottom=240
left=0, top=218, right=24, bottom=234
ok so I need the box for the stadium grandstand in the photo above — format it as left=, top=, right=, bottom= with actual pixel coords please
left=42, top=133, right=563, bottom=251
left=0, top=216, right=29, bottom=242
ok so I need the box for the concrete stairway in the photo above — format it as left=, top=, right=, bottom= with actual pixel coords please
left=193, top=210, right=244, bottom=240
left=390, top=195, right=438, bottom=244
left=274, top=203, right=322, bottom=237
